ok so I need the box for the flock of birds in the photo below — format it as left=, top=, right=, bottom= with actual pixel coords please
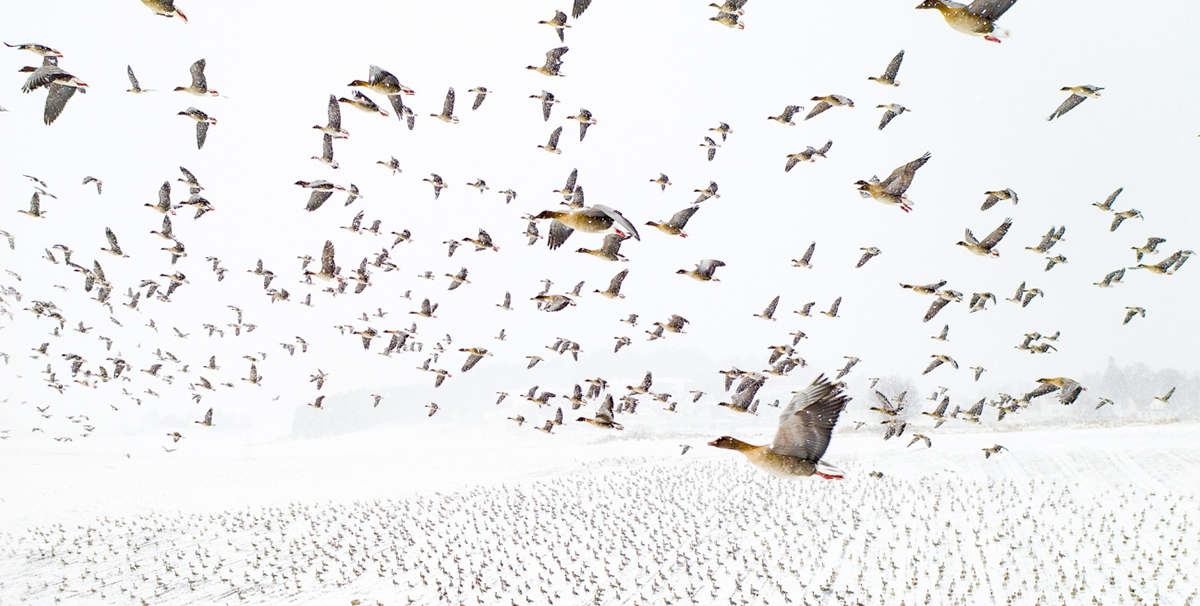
left=1, top=0, right=1192, bottom=476
left=2, top=456, right=1196, bottom=605
left=0, top=0, right=1196, bottom=603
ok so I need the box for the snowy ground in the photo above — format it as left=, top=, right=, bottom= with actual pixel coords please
left=2, top=422, right=1198, bottom=606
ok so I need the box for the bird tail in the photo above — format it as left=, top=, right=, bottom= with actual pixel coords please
left=815, top=460, right=844, bottom=480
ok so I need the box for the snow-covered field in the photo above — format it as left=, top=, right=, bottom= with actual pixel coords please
left=2, top=422, right=1197, bottom=606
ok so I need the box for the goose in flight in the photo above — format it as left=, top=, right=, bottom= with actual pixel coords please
left=1048, top=85, right=1102, bottom=121
left=178, top=107, right=216, bottom=149
left=314, top=94, right=349, bottom=138
left=646, top=205, right=699, bottom=237
left=527, top=47, right=568, bottom=77
left=430, top=87, right=458, bottom=123
left=868, top=50, right=904, bottom=86
left=533, top=204, right=640, bottom=249
left=876, top=104, right=909, bottom=130
left=20, top=56, right=88, bottom=125
left=175, top=59, right=217, bottom=96
left=806, top=95, right=853, bottom=120
left=710, top=375, right=848, bottom=479
left=855, top=152, right=931, bottom=212
left=957, top=217, right=1012, bottom=257
left=677, top=259, right=725, bottom=282
left=296, top=180, right=345, bottom=212
left=141, top=0, right=188, bottom=22
left=916, top=0, right=1018, bottom=43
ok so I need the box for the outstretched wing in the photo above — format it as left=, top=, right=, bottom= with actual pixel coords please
left=771, top=375, right=848, bottom=460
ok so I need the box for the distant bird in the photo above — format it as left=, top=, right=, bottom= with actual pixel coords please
left=578, top=395, right=623, bottom=430
left=855, top=152, right=931, bottom=212
left=1132, top=237, right=1167, bottom=262
left=792, top=242, right=816, bottom=268
left=916, top=0, right=1018, bottom=43
left=529, top=90, right=558, bottom=121
left=922, top=354, right=958, bottom=375
left=677, top=259, right=725, bottom=282
left=338, top=91, right=389, bottom=117
left=709, top=122, right=733, bottom=141
left=876, top=104, right=908, bottom=130
left=1094, top=187, right=1122, bottom=211
left=1122, top=306, right=1145, bottom=325
left=1094, top=268, right=1125, bottom=287
left=981, top=189, right=1017, bottom=210
left=869, top=50, right=904, bottom=86
left=312, top=133, right=338, bottom=168
left=932, top=324, right=950, bottom=341
left=101, top=228, right=128, bottom=258
left=314, top=94, right=349, bottom=139
left=459, top=347, right=491, bottom=372
left=694, top=181, right=721, bottom=203
left=17, top=193, right=47, bottom=218
left=538, top=10, right=571, bottom=42
left=907, top=434, right=931, bottom=449
left=596, top=269, right=629, bottom=299
left=710, top=11, right=743, bottom=29
left=195, top=407, right=213, bottom=426
left=957, top=217, right=1012, bottom=257
left=1047, top=85, right=1102, bottom=121
left=768, top=105, right=803, bottom=126
left=430, top=87, right=458, bottom=123
left=821, top=296, right=842, bottom=318
left=140, top=0, right=188, bottom=22
left=177, top=107, right=216, bottom=149
left=785, top=140, right=833, bottom=171
left=176, top=59, right=217, bottom=97
left=1155, top=387, right=1176, bottom=403
left=576, top=233, right=629, bottom=261
left=650, top=173, right=672, bottom=191
left=1110, top=209, right=1143, bottom=232
left=806, top=95, right=853, bottom=120
left=539, top=126, right=563, bottom=154
left=123, top=65, right=150, bottom=94
left=1095, top=397, right=1113, bottom=410
left=296, top=180, right=345, bottom=212
left=568, top=108, right=596, bottom=141
left=709, top=375, right=848, bottom=479
left=646, top=206, right=700, bottom=238
left=856, top=247, right=882, bottom=268
left=982, top=444, right=1007, bottom=459
left=81, top=176, right=102, bottom=195
left=700, top=136, right=721, bottom=161
left=20, top=56, right=88, bottom=125
left=5, top=42, right=62, bottom=57
left=755, top=296, right=780, bottom=321
left=527, top=46, right=568, bottom=77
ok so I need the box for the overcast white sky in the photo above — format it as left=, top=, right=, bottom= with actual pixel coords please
left=0, top=0, right=1196, bottom=445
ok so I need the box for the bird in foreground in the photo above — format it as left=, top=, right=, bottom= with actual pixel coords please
left=806, top=95, right=853, bottom=120
left=534, top=204, right=640, bottom=249
left=527, top=46, right=568, bottom=77
left=646, top=206, right=699, bottom=237
left=876, top=104, right=909, bottom=130
left=578, top=395, right=623, bottom=429
left=141, top=0, right=188, bottom=22
left=178, top=107, right=216, bottom=149
left=677, top=259, right=725, bottom=282
left=957, top=217, right=1012, bottom=257
left=869, top=50, right=904, bottom=86
left=710, top=374, right=848, bottom=479
left=855, top=152, right=931, bottom=212
left=915, top=0, right=1017, bottom=43
left=1048, top=85, right=1102, bottom=121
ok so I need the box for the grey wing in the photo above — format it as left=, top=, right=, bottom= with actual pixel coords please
left=327, top=94, right=341, bottom=129
left=923, top=297, right=950, bottom=322
left=801, top=241, right=815, bottom=263
left=579, top=121, right=590, bottom=141
left=771, top=375, right=847, bottom=460
left=608, top=269, right=628, bottom=292
left=981, top=194, right=1000, bottom=211
left=127, top=65, right=140, bottom=89
left=443, top=87, right=455, bottom=115
left=106, top=228, right=119, bottom=249
left=308, top=189, right=334, bottom=212
left=546, top=221, right=574, bottom=250
left=180, top=166, right=198, bottom=186
left=878, top=109, right=899, bottom=131
left=322, top=133, right=333, bottom=159
left=669, top=206, right=699, bottom=229
left=764, top=295, right=779, bottom=316
left=592, top=204, right=640, bottom=240
left=190, top=59, right=207, bottom=90
left=564, top=168, right=578, bottom=192
left=817, top=140, right=833, bottom=154
left=828, top=296, right=841, bottom=314
left=599, top=233, right=624, bottom=256
left=597, top=395, right=615, bottom=421
left=979, top=218, right=1013, bottom=249
left=884, top=50, right=904, bottom=80
left=882, top=152, right=931, bottom=195
left=967, top=0, right=1018, bottom=20
left=571, top=0, right=592, bottom=18
left=542, top=98, right=552, bottom=121
left=196, top=121, right=208, bottom=149
left=548, top=126, right=562, bottom=147
left=855, top=251, right=872, bottom=268
left=1048, top=94, right=1085, bottom=121
left=785, top=157, right=800, bottom=172
left=707, top=147, right=716, bottom=162
left=1103, top=187, right=1123, bottom=208
left=472, top=92, right=485, bottom=110
left=44, top=83, right=78, bottom=125
left=462, top=354, right=482, bottom=372
left=805, top=101, right=831, bottom=121
left=387, top=94, right=407, bottom=121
